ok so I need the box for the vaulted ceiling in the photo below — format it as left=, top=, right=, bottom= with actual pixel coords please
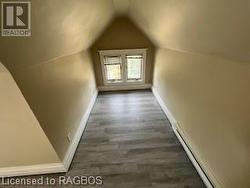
left=0, top=0, right=115, bottom=70
left=128, top=0, right=250, bottom=62
left=0, top=0, right=249, bottom=71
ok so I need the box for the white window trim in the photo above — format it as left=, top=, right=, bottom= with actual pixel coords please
left=99, top=48, right=147, bottom=86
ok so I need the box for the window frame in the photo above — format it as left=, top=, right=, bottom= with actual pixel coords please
left=125, top=54, right=144, bottom=81
left=103, top=55, right=123, bottom=83
left=99, top=48, right=147, bottom=86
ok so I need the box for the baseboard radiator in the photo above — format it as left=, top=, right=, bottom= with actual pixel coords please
left=152, top=87, right=214, bottom=188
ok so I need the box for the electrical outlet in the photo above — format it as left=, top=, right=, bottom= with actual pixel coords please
left=67, top=132, right=72, bottom=143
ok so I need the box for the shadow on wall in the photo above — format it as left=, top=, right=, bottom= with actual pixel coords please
left=90, top=16, right=156, bottom=87
left=0, top=62, right=61, bottom=168
left=11, top=51, right=97, bottom=160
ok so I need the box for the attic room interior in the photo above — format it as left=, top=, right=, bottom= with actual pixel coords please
left=0, top=0, right=249, bottom=187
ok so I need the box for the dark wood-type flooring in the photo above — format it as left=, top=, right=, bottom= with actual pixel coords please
left=1, top=90, right=205, bottom=188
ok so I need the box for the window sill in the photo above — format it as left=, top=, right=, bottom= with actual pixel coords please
left=98, top=83, right=152, bottom=91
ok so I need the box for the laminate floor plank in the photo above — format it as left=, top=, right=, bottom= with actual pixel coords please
left=2, top=90, right=205, bottom=188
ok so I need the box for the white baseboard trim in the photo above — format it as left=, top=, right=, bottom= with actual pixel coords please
left=0, top=163, right=65, bottom=177
left=152, top=87, right=214, bottom=188
left=98, top=84, right=152, bottom=91
left=62, top=89, right=98, bottom=171
left=0, top=89, right=98, bottom=177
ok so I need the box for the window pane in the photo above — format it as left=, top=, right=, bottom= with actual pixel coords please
left=104, top=56, right=122, bottom=81
left=126, top=55, right=142, bottom=80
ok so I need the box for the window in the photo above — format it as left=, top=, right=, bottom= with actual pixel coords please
left=126, top=55, right=143, bottom=81
left=99, top=49, right=146, bottom=86
left=104, top=56, right=122, bottom=82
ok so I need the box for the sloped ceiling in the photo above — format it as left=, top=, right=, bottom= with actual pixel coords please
left=1, top=0, right=249, bottom=70
left=0, top=0, right=115, bottom=70
left=113, top=0, right=130, bottom=15
left=128, top=0, right=250, bottom=62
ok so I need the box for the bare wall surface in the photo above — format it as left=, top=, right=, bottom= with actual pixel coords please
left=12, top=51, right=97, bottom=160
left=0, top=0, right=114, bottom=162
left=90, top=17, right=155, bottom=86
left=0, top=0, right=249, bottom=183
left=0, top=63, right=60, bottom=167
left=0, top=0, right=115, bottom=70
left=153, top=48, right=250, bottom=188
left=128, top=1, right=250, bottom=186
left=129, top=0, right=250, bottom=62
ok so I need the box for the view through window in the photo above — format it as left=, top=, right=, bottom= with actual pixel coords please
left=126, top=55, right=142, bottom=80
left=104, top=56, right=122, bottom=81
left=99, top=49, right=146, bottom=85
